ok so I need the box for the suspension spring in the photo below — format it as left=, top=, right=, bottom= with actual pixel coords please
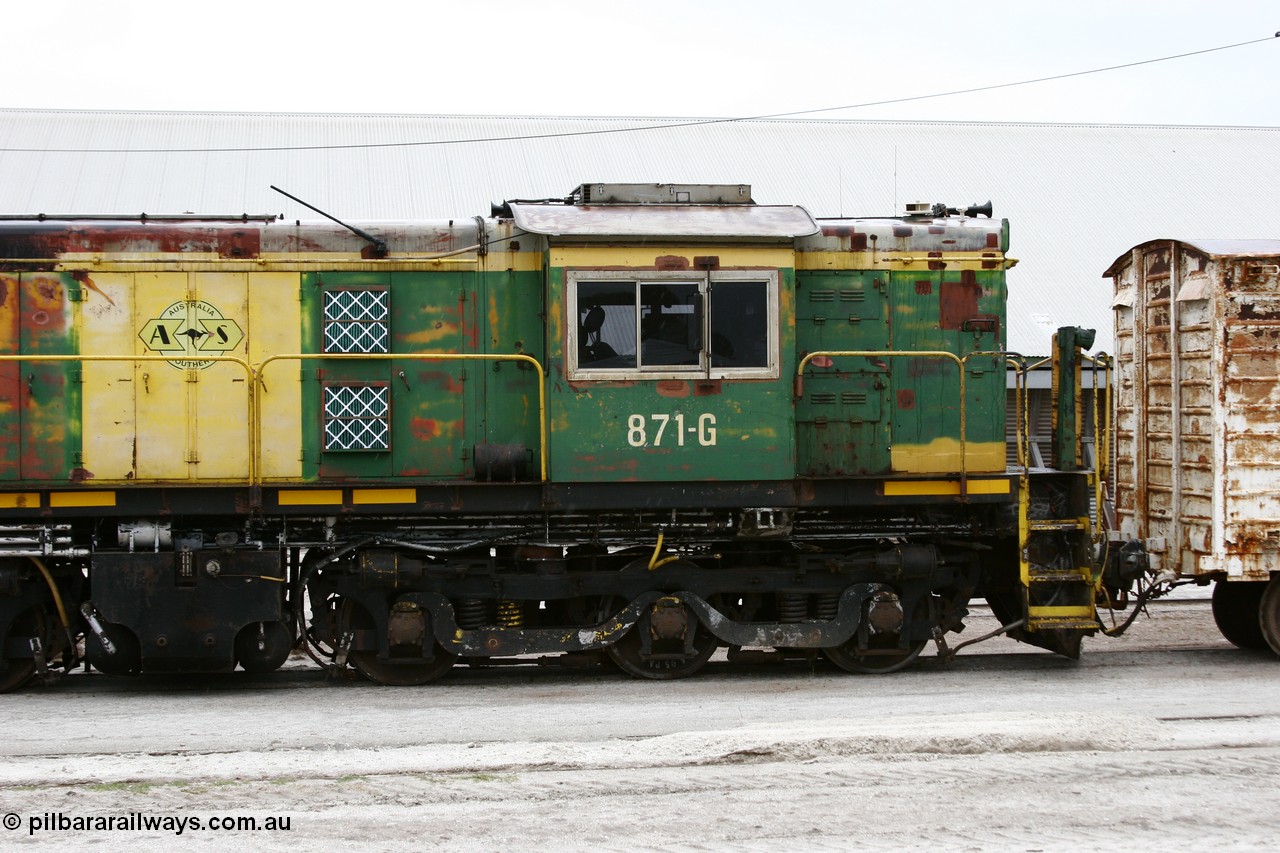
left=814, top=593, right=839, bottom=621
left=779, top=593, right=807, bottom=623
left=497, top=599, right=524, bottom=628
left=456, top=598, right=487, bottom=629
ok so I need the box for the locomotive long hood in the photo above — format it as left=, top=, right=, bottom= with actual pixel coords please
left=507, top=203, right=820, bottom=241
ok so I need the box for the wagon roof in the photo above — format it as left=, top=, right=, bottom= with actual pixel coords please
left=1103, top=238, right=1280, bottom=277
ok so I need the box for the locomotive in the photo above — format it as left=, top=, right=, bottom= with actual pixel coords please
left=0, top=182, right=1117, bottom=689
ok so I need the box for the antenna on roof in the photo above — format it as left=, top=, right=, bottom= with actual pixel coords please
left=269, top=185, right=387, bottom=257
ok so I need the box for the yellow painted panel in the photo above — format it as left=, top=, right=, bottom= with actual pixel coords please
left=352, top=488, right=417, bottom=505
left=551, top=246, right=793, bottom=269
left=50, top=491, right=116, bottom=507
left=277, top=489, right=343, bottom=506
left=0, top=493, right=41, bottom=508
left=480, top=251, right=543, bottom=272
left=248, top=272, right=303, bottom=480
left=796, top=251, right=1011, bottom=271
left=1029, top=606, right=1096, bottom=617
left=883, top=478, right=1011, bottom=497
left=191, top=273, right=251, bottom=480
left=134, top=273, right=192, bottom=480
left=890, top=440, right=1006, bottom=474
left=79, top=272, right=138, bottom=482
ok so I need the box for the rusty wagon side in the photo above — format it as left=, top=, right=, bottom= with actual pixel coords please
left=1108, top=239, right=1280, bottom=651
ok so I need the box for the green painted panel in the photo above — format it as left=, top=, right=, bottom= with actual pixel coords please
left=18, top=273, right=81, bottom=482
left=301, top=270, right=471, bottom=481
left=888, top=270, right=1006, bottom=472
left=551, top=380, right=793, bottom=482
left=547, top=265, right=795, bottom=482
left=0, top=274, right=20, bottom=480
left=477, top=268, right=544, bottom=478
left=795, top=270, right=891, bottom=475
left=301, top=271, right=391, bottom=480
left=389, top=270, right=470, bottom=479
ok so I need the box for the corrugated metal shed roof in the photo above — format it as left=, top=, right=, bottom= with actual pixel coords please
left=3, top=109, right=1279, bottom=355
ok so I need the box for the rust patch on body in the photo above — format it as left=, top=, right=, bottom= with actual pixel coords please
left=939, top=279, right=991, bottom=331
left=655, top=255, right=690, bottom=271
left=694, top=380, right=722, bottom=396
left=1237, top=302, right=1280, bottom=321
left=410, top=418, right=445, bottom=441
left=71, top=270, right=116, bottom=307
left=656, top=381, right=690, bottom=398
left=897, top=390, right=916, bottom=409
left=0, top=222, right=262, bottom=259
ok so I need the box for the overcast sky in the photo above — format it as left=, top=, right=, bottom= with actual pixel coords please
left=5, top=1, right=1277, bottom=126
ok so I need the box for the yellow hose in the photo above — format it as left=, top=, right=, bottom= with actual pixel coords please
left=28, top=557, right=71, bottom=633
left=647, top=532, right=665, bottom=571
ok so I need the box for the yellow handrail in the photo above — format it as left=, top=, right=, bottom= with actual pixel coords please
left=0, top=354, right=257, bottom=484
left=796, top=350, right=970, bottom=477
left=256, top=352, right=548, bottom=483
left=0, top=351, right=546, bottom=487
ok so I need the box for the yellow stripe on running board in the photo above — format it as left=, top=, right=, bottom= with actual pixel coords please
left=352, top=489, right=417, bottom=505
left=277, top=490, right=344, bottom=506
left=882, top=479, right=1011, bottom=497
left=49, top=492, right=118, bottom=508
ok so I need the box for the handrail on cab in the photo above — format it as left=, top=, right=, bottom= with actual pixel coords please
left=795, top=350, right=970, bottom=478
left=0, top=352, right=547, bottom=489
left=795, top=349, right=1016, bottom=485
left=0, top=354, right=258, bottom=484
left=255, top=352, right=548, bottom=483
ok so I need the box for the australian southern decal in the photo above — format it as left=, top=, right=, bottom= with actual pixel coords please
left=139, top=300, right=244, bottom=369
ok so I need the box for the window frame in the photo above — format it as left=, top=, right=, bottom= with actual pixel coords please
left=566, top=269, right=779, bottom=381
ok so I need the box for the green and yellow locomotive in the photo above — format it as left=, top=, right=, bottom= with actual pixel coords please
left=0, top=183, right=1109, bottom=688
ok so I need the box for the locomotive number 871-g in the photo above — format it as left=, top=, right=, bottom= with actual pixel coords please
left=0, top=182, right=1125, bottom=689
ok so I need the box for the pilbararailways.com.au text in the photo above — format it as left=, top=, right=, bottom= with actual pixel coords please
left=9, top=811, right=292, bottom=836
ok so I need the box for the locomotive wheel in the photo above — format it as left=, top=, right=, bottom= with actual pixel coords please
left=605, top=596, right=718, bottom=680
left=234, top=621, right=294, bottom=674
left=1211, top=581, right=1268, bottom=651
left=824, top=593, right=931, bottom=675
left=1256, top=579, right=1280, bottom=657
left=0, top=605, right=48, bottom=693
left=341, top=599, right=457, bottom=686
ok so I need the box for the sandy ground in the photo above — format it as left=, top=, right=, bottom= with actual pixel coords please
left=2, top=594, right=1279, bottom=851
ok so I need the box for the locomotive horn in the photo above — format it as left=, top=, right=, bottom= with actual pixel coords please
left=964, top=200, right=993, bottom=218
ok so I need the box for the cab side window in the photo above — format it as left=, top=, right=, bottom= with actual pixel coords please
left=569, top=271, right=776, bottom=380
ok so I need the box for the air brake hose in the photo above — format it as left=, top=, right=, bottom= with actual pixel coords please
left=29, top=556, right=77, bottom=660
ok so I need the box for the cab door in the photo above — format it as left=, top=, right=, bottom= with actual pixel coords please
left=795, top=270, right=891, bottom=475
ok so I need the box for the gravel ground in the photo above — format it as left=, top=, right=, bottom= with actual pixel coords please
left=2, top=594, right=1279, bottom=851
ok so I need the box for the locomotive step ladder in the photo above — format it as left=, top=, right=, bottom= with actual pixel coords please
left=1021, top=469, right=1100, bottom=632
left=1016, top=327, right=1108, bottom=635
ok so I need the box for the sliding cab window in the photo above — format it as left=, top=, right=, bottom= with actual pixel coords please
left=569, top=271, right=777, bottom=380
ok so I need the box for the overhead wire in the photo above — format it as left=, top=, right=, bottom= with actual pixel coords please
left=0, top=33, right=1275, bottom=155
